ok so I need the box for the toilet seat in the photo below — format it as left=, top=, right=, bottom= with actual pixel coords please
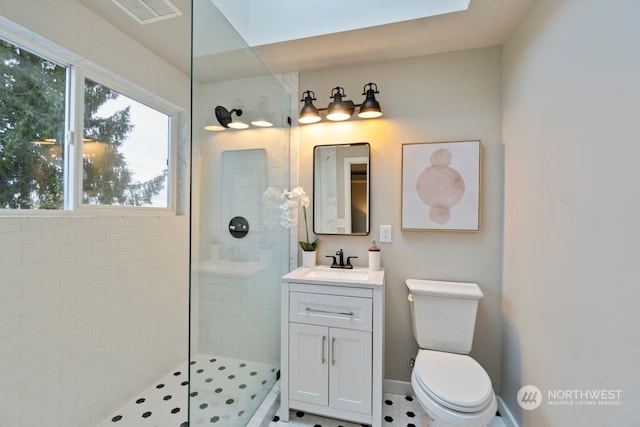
left=414, top=349, right=493, bottom=413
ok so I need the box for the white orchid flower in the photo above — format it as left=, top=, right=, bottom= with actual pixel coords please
left=273, top=187, right=317, bottom=250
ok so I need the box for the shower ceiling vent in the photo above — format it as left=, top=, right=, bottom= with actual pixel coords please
left=110, top=0, right=182, bottom=24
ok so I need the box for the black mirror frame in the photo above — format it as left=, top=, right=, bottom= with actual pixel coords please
left=312, top=142, right=370, bottom=236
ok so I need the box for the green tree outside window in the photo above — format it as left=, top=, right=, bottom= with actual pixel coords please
left=0, top=39, right=168, bottom=210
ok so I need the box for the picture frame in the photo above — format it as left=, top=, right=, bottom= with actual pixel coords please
left=401, top=140, right=481, bottom=231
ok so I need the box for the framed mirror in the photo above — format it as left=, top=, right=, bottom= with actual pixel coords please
left=313, top=143, right=370, bottom=235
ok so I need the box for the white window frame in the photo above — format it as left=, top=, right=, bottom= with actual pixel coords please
left=71, top=68, right=178, bottom=213
left=0, top=20, right=180, bottom=216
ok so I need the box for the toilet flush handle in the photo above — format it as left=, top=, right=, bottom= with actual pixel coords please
left=407, top=293, right=415, bottom=302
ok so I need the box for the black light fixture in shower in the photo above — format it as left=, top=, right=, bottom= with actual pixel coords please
left=250, top=96, right=274, bottom=127
left=298, top=82, right=383, bottom=124
left=215, top=106, right=248, bottom=129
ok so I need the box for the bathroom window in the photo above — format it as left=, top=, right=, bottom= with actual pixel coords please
left=82, top=79, right=170, bottom=208
left=0, top=35, right=177, bottom=212
left=0, top=38, right=67, bottom=209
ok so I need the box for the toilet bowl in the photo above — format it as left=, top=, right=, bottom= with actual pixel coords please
left=405, top=279, right=497, bottom=427
left=411, top=350, right=496, bottom=427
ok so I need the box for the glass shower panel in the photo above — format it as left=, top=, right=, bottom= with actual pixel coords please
left=190, top=1, right=291, bottom=425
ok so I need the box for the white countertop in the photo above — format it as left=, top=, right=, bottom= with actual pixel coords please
left=282, top=265, right=384, bottom=288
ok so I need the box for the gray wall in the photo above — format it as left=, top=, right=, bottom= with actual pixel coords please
left=299, top=46, right=504, bottom=387
left=502, top=0, right=640, bottom=424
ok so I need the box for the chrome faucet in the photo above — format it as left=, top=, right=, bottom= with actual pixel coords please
left=326, top=249, right=358, bottom=269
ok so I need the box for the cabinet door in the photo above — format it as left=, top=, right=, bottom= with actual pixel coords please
left=289, top=323, right=329, bottom=406
left=329, top=328, right=372, bottom=414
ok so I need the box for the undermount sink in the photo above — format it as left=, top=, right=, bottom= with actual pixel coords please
left=302, top=266, right=370, bottom=281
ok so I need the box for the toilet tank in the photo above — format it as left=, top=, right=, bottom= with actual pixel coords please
left=406, top=279, right=483, bottom=354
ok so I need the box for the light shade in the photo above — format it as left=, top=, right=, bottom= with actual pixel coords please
left=326, top=87, right=355, bottom=121
left=299, top=90, right=321, bottom=124
left=251, top=96, right=274, bottom=127
left=251, top=119, right=273, bottom=127
left=204, top=124, right=225, bottom=131
left=228, top=121, right=249, bottom=129
left=358, top=82, right=383, bottom=118
left=215, top=106, right=248, bottom=129
left=30, top=138, right=57, bottom=145
left=204, top=112, right=225, bottom=131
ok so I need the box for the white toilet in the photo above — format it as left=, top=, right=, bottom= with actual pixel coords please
left=406, top=279, right=497, bottom=427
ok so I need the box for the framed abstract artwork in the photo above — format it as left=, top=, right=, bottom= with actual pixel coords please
left=401, top=140, right=481, bottom=231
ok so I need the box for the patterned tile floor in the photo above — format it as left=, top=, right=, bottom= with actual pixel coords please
left=270, top=393, right=507, bottom=427
left=97, top=354, right=277, bottom=427
left=99, top=365, right=506, bottom=427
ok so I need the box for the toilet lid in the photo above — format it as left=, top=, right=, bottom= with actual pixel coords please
left=414, top=350, right=493, bottom=413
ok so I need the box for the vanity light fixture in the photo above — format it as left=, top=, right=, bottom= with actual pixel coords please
left=299, top=91, right=321, bottom=124
left=205, top=102, right=274, bottom=131
left=214, top=106, right=248, bottom=129
left=358, top=83, right=383, bottom=119
left=30, top=138, right=57, bottom=145
left=298, top=82, right=382, bottom=124
left=250, top=96, right=274, bottom=127
left=326, top=87, right=355, bottom=121
left=250, top=119, right=274, bottom=127
left=203, top=111, right=225, bottom=131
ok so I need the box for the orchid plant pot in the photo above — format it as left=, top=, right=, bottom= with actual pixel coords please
left=301, top=250, right=317, bottom=268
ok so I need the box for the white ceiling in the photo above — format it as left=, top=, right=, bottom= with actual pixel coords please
left=78, top=0, right=533, bottom=81
left=212, top=0, right=473, bottom=46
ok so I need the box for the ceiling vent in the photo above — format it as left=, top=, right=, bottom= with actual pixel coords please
left=110, top=0, right=182, bottom=24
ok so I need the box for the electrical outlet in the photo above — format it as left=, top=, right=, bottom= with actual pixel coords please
left=380, top=225, right=392, bottom=243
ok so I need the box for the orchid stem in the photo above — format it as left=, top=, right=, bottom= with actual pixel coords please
left=303, top=206, right=310, bottom=245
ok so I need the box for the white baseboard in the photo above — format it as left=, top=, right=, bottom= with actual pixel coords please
left=383, top=379, right=414, bottom=396
left=496, top=396, right=519, bottom=427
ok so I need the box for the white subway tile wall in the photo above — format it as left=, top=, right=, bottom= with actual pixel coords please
left=0, top=215, right=190, bottom=427
left=197, top=146, right=287, bottom=367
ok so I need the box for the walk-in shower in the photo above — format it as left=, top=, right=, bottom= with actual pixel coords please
left=95, top=2, right=292, bottom=426
left=96, top=2, right=292, bottom=425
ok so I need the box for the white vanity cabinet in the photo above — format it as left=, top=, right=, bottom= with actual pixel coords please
left=280, top=267, right=384, bottom=426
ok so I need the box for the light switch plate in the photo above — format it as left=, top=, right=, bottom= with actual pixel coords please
left=380, top=225, right=392, bottom=243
